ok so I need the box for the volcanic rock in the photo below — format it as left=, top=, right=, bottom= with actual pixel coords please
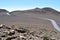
left=6, top=36, right=17, bottom=40
left=15, top=28, right=28, bottom=33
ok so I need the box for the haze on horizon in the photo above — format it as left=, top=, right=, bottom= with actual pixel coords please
left=0, top=0, right=60, bottom=11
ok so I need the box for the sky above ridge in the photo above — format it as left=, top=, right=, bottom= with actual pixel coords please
left=0, top=0, right=60, bottom=11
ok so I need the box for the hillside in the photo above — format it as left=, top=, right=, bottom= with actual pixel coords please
left=9, top=7, right=60, bottom=24
left=0, top=9, right=13, bottom=16
left=0, top=7, right=60, bottom=40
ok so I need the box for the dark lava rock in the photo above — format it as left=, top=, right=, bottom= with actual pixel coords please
left=0, top=24, right=9, bottom=29
left=6, top=27, right=11, bottom=29
left=15, top=28, right=28, bottom=33
left=6, top=36, right=17, bottom=40
left=1, top=35, right=6, bottom=37
left=0, top=38, right=2, bottom=40
left=0, top=32, right=7, bottom=37
left=0, top=24, right=11, bottom=29
left=30, top=31, right=37, bottom=36
left=8, top=30, right=15, bottom=36
left=22, top=38, right=26, bottom=40
left=0, top=26, right=3, bottom=29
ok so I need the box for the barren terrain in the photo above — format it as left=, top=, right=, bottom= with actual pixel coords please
left=0, top=7, right=60, bottom=40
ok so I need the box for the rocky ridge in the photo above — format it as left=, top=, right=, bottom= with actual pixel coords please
left=0, top=24, right=60, bottom=40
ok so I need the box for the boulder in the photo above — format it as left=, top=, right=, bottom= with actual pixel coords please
left=8, top=30, right=15, bottom=36
left=15, top=28, right=28, bottom=33
left=0, top=38, right=2, bottom=40
left=6, top=36, right=17, bottom=40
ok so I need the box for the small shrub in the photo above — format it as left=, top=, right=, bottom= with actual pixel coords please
left=43, top=36, right=49, bottom=40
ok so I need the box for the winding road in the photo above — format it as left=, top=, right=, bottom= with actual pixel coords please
left=37, top=17, right=60, bottom=32
left=27, top=15, right=60, bottom=32
left=48, top=19, right=60, bottom=32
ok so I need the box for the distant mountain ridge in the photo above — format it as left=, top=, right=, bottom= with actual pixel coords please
left=10, top=7, right=60, bottom=15
left=42, top=7, right=60, bottom=14
left=25, top=7, right=60, bottom=14
left=0, top=9, right=8, bottom=12
left=0, top=9, right=14, bottom=16
left=0, top=7, right=60, bottom=16
left=0, top=9, right=9, bottom=16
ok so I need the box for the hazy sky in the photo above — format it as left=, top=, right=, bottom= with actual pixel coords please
left=0, top=0, right=60, bottom=11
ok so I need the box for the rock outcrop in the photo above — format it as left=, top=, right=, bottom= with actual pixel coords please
left=0, top=24, right=59, bottom=40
